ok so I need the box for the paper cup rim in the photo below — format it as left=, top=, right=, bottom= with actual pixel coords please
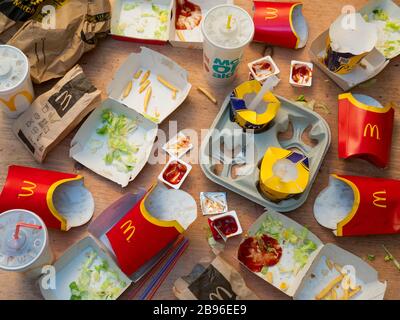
left=201, top=4, right=255, bottom=51
left=0, top=209, right=48, bottom=271
left=0, top=45, right=30, bottom=94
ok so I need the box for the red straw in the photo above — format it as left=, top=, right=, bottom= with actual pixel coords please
left=14, top=222, right=42, bottom=240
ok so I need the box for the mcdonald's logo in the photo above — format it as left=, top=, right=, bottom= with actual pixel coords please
left=18, top=180, right=37, bottom=197
left=120, top=220, right=136, bottom=242
left=55, top=90, right=72, bottom=111
left=373, top=190, right=387, bottom=208
left=209, top=286, right=234, bottom=300
left=265, top=7, right=279, bottom=20
left=0, top=91, right=33, bottom=112
left=363, top=123, right=380, bottom=140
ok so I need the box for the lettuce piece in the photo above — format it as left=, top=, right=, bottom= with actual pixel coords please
left=385, top=21, right=400, bottom=32
left=373, top=8, right=389, bottom=21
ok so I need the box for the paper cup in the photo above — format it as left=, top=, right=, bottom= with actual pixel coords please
left=324, top=13, right=377, bottom=74
left=0, top=45, right=34, bottom=118
left=201, top=4, right=254, bottom=86
left=0, top=209, right=53, bottom=278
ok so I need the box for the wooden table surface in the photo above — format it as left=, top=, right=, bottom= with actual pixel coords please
left=1, top=0, right=400, bottom=300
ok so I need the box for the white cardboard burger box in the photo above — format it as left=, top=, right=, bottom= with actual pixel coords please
left=110, top=0, right=231, bottom=48
left=107, top=47, right=191, bottom=124
left=70, top=98, right=158, bottom=188
left=309, top=0, right=400, bottom=91
left=239, top=211, right=387, bottom=300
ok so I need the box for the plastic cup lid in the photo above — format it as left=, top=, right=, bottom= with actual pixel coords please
left=0, top=45, right=29, bottom=92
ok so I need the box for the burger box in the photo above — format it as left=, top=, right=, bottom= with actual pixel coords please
left=71, top=47, right=191, bottom=187
left=309, top=0, right=400, bottom=91
left=169, top=0, right=233, bottom=49
left=110, top=0, right=231, bottom=48
left=40, top=184, right=196, bottom=299
left=238, top=211, right=387, bottom=300
left=107, top=47, right=191, bottom=124
left=0, top=165, right=95, bottom=231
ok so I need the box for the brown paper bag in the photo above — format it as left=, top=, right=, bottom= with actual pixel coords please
left=7, top=0, right=110, bottom=83
left=13, top=65, right=101, bottom=163
left=0, top=0, right=40, bottom=34
left=173, top=256, right=259, bottom=300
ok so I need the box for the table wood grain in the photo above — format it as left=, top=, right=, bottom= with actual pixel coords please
left=0, top=0, right=399, bottom=300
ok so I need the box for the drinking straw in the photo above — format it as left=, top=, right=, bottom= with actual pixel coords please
left=126, top=236, right=185, bottom=299
left=145, top=239, right=189, bottom=300
left=247, top=75, right=280, bottom=111
left=145, top=240, right=189, bottom=300
left=138, top=238, right=189, bottom=300
left=227, top=15, right=233, bottom=29
left=14, top=222, right=42, bottom=239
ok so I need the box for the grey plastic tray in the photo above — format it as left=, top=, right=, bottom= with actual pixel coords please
left=199, top=93, right=331, bottom=212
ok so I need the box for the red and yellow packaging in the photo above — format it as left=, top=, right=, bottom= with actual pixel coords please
left=338, top=93, right=395, bottom=168
left=0, top=165, right=92, bottom=231
left=252, top=1, right=308, bottom=49
left=105, top=184, right=194, bottom=276
left=314, top=174, right=400, bottom=237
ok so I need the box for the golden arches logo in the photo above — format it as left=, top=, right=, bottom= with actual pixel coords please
left=363, top=123, right=380, bottom=140
left=18, top=180, right=37, bottom=197
left=0, top=91, right=33, bottom=112
left=120, top=220, right=136, bottom=242
left=209, top=286, right=234, bottom=300
left=265, top=7, right=279, bottom=20
left=373, top=190, right=387, bottom=208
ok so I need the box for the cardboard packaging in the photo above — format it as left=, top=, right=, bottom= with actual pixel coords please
left=309, top=0, right=400, bottom=90
left=110, top=0, right=231, bottom=48
left=338, top=93, right=395, bottom=168
left=0, top=165, right=94, bottom=231
left=314, top=174, right=400, bottom=237
left=252, top=1, right=308, bottom=49
left=40, top=183, right=197, bottom=300
left=238, top=211, right=386, bottom=299
left=229, top=80, right=281, bottom=132
left=107, top=47, right=191, bottom=124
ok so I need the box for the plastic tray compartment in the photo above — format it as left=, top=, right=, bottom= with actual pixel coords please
left=200, top=94, right=331, bottom=212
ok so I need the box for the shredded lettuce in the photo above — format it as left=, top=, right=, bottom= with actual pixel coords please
left=372, top=8, right=389, bottom=21
left=385, top=21, right=400, bottom=33
left=69, top=251, right=127, bottom=300
left=96, top=109, right=139, bottom=172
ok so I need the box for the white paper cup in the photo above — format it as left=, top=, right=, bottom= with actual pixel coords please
left=0, top=45, right=34, bottom=118
left=201, top=5, right=254, bottom=86
left=0, top=209, right=53, bottom=278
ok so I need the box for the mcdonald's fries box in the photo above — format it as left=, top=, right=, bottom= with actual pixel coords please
left=40, top=183, right=197, bottom=299
left=107, top=47, right=191, bottom=124
left=252, top=1, right=309, bottom=49
left=0, top=165, right=94, bottom=231
left=237, top=211, right=386, bottom=300
left=309, top=0, right=400, bottom=90
left=314, top=174, right=400, bottom=237
left=338, top=93, right=395, bottom=168
left=110, top=0, right=230, bottom=48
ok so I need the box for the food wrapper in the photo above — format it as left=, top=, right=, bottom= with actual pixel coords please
left=0, top=165, right=94, bottom=231
left=252, top=1, right=308, bottom=49
left=13, top=65, right=101, bottom=163
left=314, top=174, right=400, bottom=236
left=173, top=255, right=258, bottom=300
left=105, top=183, right=196, bottom=276
left=7, top=0, right=111, bottom=83
left=338, top=93, right=394, bottom=168
left=229, top=80, right=280, bottom=132
left=200, top=192, right=228, bottom=215
left=0, top=0, right=42, bottom=34
left=259, top=147, right=310, bottom=201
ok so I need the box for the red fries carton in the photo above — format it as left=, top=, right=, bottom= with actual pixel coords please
left=0, top=165, right=94, bottom=231
left=314, top=174, right=400, bottom=237
left=338, top=93, right=395, bottom=168
left=252, top=1, right=308, bottom=49
left=105, top=183, right=197, bottom=276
